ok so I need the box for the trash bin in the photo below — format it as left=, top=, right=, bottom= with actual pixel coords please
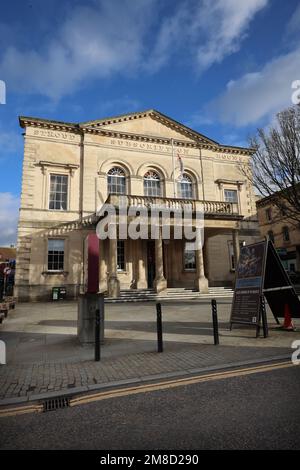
left=52, top=287, right=59, bottom=301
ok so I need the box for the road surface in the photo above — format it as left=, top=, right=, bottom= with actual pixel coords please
left=1, top=362, right=300, bottom=450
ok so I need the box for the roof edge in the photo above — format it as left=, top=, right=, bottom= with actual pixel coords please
left=19, top=116, right=78, bottom=129
left=18, top=111, right=254, bottom=154
left=79, top=109, right=155, bottom=127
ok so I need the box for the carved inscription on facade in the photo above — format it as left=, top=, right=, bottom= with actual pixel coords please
left=216, top=153, right=246, bottom=163
left=33, top=129, right=76, bottom=141
left=109, top=138, right=189, bottom=155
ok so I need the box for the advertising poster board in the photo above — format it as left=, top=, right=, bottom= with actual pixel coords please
left=230, top=240, right=300, bottom=336
left=230, top=241, right=266, bottom=328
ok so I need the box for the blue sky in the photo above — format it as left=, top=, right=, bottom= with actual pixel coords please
left=0, top=0, right=300, bottom=245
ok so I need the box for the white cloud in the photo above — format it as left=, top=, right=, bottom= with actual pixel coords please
left=286, top=3, right=300, bottom=38
left=0, top=0, right=268, bottom=99
left=144, top=3, right=188, bottom=72
left=193, top=0, right=269, bottom=72
left=202, top=46, right=300, bottom=126
left=146, top=0, right=268, bottom=72
left=0, top=193, right=19, bottom=246
left=0, top=0, right=157, bottom=100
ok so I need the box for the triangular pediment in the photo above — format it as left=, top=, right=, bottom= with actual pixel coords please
left=80, top=109, right=217, bottom=145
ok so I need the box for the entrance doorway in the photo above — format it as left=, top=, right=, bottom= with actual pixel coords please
left=147, top=241, right=155, bottom=288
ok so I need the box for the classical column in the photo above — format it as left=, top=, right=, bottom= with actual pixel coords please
left=154, top=227, right=167, bottom=293
left=136, top=240, right=147, bottom=289
left=194, top=230, right=209, bottom=293
left=108, top=238, right=120, bottom=298
left=232, top=229, right=240, bottom=270
left=203, top=238, right=210, bottom=280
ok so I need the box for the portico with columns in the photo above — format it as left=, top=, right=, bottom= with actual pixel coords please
left=99, top=220, right=245, bottom=298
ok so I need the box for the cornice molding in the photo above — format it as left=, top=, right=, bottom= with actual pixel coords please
left=83, top=126, right=197, bottom=147
left=83, top=127, right=253, bottom=155
left=215, top=178, right=247, bottom=189
left=35, top=160, right=79, bottom=176
left=19, top=116, right=79, bottom=133
left=19, top=113, right=254, bottom=156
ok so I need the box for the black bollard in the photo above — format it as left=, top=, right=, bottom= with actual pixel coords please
left=211, top=299, right=219, bottom=345
left=156, top=303, right=163, bottom=353
left=95, top=308, right=101, bottom=361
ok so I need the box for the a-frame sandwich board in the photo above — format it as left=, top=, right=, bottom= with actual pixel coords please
left=230, top=239, right=300, bottom=337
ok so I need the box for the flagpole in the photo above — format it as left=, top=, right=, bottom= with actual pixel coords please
left=171, top=138, right=176, bottom=198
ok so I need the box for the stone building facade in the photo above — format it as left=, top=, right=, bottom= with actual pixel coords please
left=15, top=109, right=260, bottom=301
left=256, top=194, right=300, bottom=272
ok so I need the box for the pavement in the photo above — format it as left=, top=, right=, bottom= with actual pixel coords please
left=0, top=299, right=299, bottom=406
left=1, top=364, right=300, bottom=449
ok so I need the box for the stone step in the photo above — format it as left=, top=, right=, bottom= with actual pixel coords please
left=105, top=296, right=233, bottom=303
left=209, top=287, right=233, bottom=290
left=120, top=291, right=233, bottom=299
left=105, top=286, right=234, bottom=302
left=209, top=288, right=233, bottom=291
left=118, top=288, right=233, bottom=293
left=118, top=288, right=234, bottom=295
left=119, top=289, right=155, bottom=293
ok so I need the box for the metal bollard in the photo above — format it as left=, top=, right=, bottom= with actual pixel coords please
left=95, top=308, right=101, bottom=361
left=211, top=299, right=219, bottom=345
left=156, top=303, right=163, bottom=353
left=261, top=296, right=268, bottom=338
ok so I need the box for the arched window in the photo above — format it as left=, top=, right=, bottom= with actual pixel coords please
left=178, top=173, right=193, bottom=199
left=144, top=170, right=161, bottom=197
left=107, top=166, right=126, bottom=195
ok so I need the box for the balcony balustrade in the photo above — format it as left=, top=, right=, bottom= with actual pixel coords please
left=107, top=194, right=240, bottom=217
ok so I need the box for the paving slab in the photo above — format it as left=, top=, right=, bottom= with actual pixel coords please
left=0, top=299, right=299, bottom=405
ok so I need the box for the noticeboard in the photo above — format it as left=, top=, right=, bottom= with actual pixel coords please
left=230, top=241, right=266, bottom=327
left=230, top=240, right=300, bottom=334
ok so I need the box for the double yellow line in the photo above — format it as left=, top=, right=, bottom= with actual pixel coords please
left=0, top=360, right=294, bottom=417
left=0, top=403, right=43, bottom=418
left=70, top=360, right=294, bottom=407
